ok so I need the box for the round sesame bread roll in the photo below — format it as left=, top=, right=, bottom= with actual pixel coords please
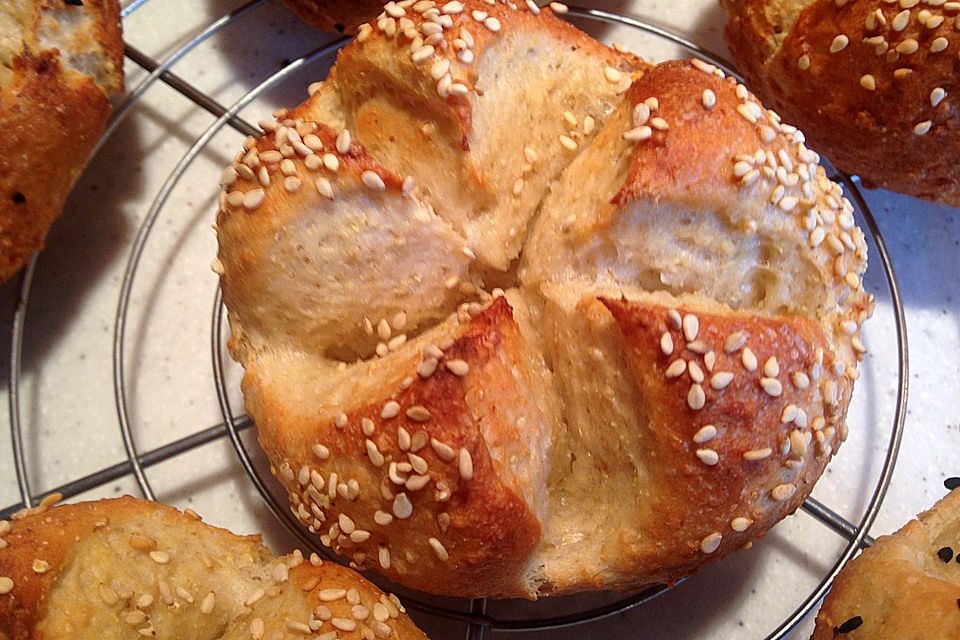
left=0, top=496, right=428, bottom=640
left=811, top=487, right=960, bottom=639
left=0, top=0, right=124, bottom=282
left=282, top=0, right=387, bottom=34
left=215, top=0, right=872, bottom=599
left=721, top=0, right=960, bottom=207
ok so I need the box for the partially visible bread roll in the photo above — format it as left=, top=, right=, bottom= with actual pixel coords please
left=721, top=0, right=959, bottom=207
left=0, top=0, right=124, bottom=282
left=282, top=0, right=386, bottom=34
left=812, top=488, right=960, bottom=639
left=0, top=496, right=429, bottom=640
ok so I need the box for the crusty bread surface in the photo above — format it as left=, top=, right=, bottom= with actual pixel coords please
left=0, top=0, right=124, bottom=282
left=0, top=496, right=428, bottom=640
left=216, top=0, right=872, bottom=598
left=722, top=0, right=960, bottom=206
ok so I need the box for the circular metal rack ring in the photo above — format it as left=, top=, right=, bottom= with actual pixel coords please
left=5, top=3, right=908, bottom=640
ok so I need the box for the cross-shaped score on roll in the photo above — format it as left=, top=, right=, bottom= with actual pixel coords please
left=214, top=0, right=873, bottom=600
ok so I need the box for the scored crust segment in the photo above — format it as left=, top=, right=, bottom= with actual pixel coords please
left=0, top=496, right=427, bottom=639
left=216, top=1, right=872, bottom=599
left=722, top=0, right=960, bottom=206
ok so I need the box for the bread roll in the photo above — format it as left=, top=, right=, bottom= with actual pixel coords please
left=215, top=0, right=872, bottom=598
left=722, top=0, right=959, bottom=207
left=0, top=496, right=428, bottom=639
left=812, top=487, right=960, bottom=639
left=282, top=0, right=387, bottom=34
left=0, top=0, right=124, bottom=282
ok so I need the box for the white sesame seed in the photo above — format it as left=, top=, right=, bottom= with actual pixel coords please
left=830, top=35, right=849, bottom=53
left=724, top=331, right=747, bottom=353
left=660, top=332, right=674, bottom=356
left=149, top=550, right=170, bottom=565
left=650, top=117, right=669, bottom=131
left=731, top=517, right=753, bottom=532
left=431, top=438, right=456, bottom=462
left=914, top=120, right=933, bottom=135
left=771, top=483, right=797, bottom=501
left=760, top=377, right=783, bottom=397
left=859, top=74, right=876, bottom=90
left=483, top=16, right=501, bottom=32
left=892, top=9, right=910, bottom=31
left=700, top=532, right=722, bottom=554
left=458, top=448, right=474, bottom=480
left=374, top=510, right=393, bottom=526
left=315, top=177, right=334, bottom=199
left=446, top=359, right=469, bottom=376
left=665, top=359, right=687, bottom=378
left=682, top=314, right=699, bottom=342
left=549, top=2, right=568, bottom=12
left=319, top=588, right=347, bottom=602
left=736, top=103, right=759, bottom=124
left=797, top=54, right=810, bottom=70
left=743, top=448, right=772, bottom=461
left=696, top=448, right=719, bottom=465
left=702, top=88, right=717, bottom=109
left=559, top=134, right=578, bottom=151
left=693, top=424, right=717, bottom=444
left=930, top=36, right=949, bottom=53
left=742, top=348, right=758, bottom=371
left=931, top=87, right=948, bottom=108
left=525, top=0, right=540, bottom=14
left=604, top=66, right=622, bottom=83
left=710, top=371, right=734, bottom=390
left=687, top=384, right=706, bottom=410
left=428, top=537, right=450, bottom=561
left=200, top=591, right=216, bottom=614
left=442, top=1, right=464, bottom=13
left=896, top=38, right=919, bottom=54
left=242, top=189, right=266, bottom=210
left=393, top=493, right=414, bottom=519
left=362, top=171, right=387, bottom=191
left=623, top=126, right=653, bottom=142
left=688, top=361, right=705, bottom=384
left=381, top=401, right=401, bottom=419
left=790, top=430, right=808, bottom=457
left=332, top=618, right=357, bottom=632
left=763, top=356, right=779, bottom=378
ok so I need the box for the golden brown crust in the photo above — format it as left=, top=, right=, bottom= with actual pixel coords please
left=0, top=0, right=123, bottom=282
left=602, top=297, right=848, bottom=581
left=722, top=0, right=960, bottom=206
left=249, top=298, right=545, bottom=598
left=282, top=0, right=387, bottom=34
left=811, top=488, right=960, bottom=639
left=0, top=497, right=428, bottom=640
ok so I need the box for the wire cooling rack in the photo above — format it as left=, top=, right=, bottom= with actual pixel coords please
left=4, top=2, right=908, bottom=639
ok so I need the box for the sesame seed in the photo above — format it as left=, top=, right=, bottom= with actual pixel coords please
left=790, top=430, right=808, bottom=456
left=633, top=103, right=651, bottom=126
left=393, top=493, right=413, bottom=519
left=332, top=618, right=357, bottom=632
left=743, top=448, right=772, bottom=461
left=250, top=618, right=265, bottom=639
left=484, top=16, right=501, bottom=31
left=760, top=377, right=783, bottom=397
left=931, top=87, right=947, bottom=107
left=623, top=126, right=653, bottom=141
left=830, top=35, right=849, bottom=53
left=650, top=117, right=669, bottom=131
left=442, top=0, right=463, bottom=12
left=583, top=115, right=595, bottom=134
left=665, top=359, right=687, bottom=378
left=914, top=120, right=933, bottom=135
left=700, top=532, right=722, bottom=554
left=682, top=314, right=699, bottom=341
left=702, top=89, right=717, bottom=109
left=381, top=401, right=401, bottom=419
left=334, top=412, right=348, bottom=429
left=200, top=591, right=216, bottom=614
left=431, top=438, right=456, bottom=461
left=696, top=448, right=719, bottom=465
left=694, top=424, right=717, bottom=443
left=550, top=2, right=569, bottom=12
left=688, top=361, right=705, bottom=383
left=859, top=74, right=876, bottom=90
left=892, top=9, right=910, bottom=31
left=666, top=309, right=682, bottom=330
left=736, top=103, right=759, bottom=124
left=406, top=405, right=431, bottom=422
left=742, top=348, right=758, bottom=371
left=322, top=153, right=339, bottom=172
left=710, top=371, right=734, bottom=390
left=771, top=483, right=797, bottom=501
left=660, top=332, right=674, bottom=356
left=446, top=359, right=469, bottom=376
left=687, top=384, right=706, bottom=410
left=931, top=37, right=949, bottom=52
left=604, top=67, right=622, bottom=83
left=763, top=356, right=779, bottom=378
left=428, top=537, right=450, bottom=561
left=129, top=533, right=158, bottom=550
left=797, top=54, right=810, bottom=70
left=312, top=443, right=330, bottom=460
left=896, top=38, right=919, bottom=54
left=245, top=588, right=266, bottom=606
left=149, top=550, right=170, bottom=564
left=559, top=135, right=578, bottom=151
left=724, top=331, right=747, bottom=353
left=336, top=130, right=351, bottom=154
left=374, top=510, right=393, bottom=526
left=362, top=171, right=386, bottom=191
left=459, top=448, right=474, bottom=479
left=319, top=588, right=347, bottom=602
left=731, top=517, right=753, bottom=532
left=242, top=189, right=266, bottom=210
left=315, top=177, right=334, bottom=199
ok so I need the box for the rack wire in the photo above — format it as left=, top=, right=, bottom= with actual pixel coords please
left=4, top=2, right=908, bottom=639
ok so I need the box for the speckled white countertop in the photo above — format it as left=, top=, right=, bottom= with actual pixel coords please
left=0, top=1, right=957, bottom=638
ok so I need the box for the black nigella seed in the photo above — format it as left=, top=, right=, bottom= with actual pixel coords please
left=11, top=191, right=25, bottom=204
left=938, top=546, right=954, bottom=563
left=945, top=477, right=960, bottom=491
left=834, top=616, right=863, bottom=636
